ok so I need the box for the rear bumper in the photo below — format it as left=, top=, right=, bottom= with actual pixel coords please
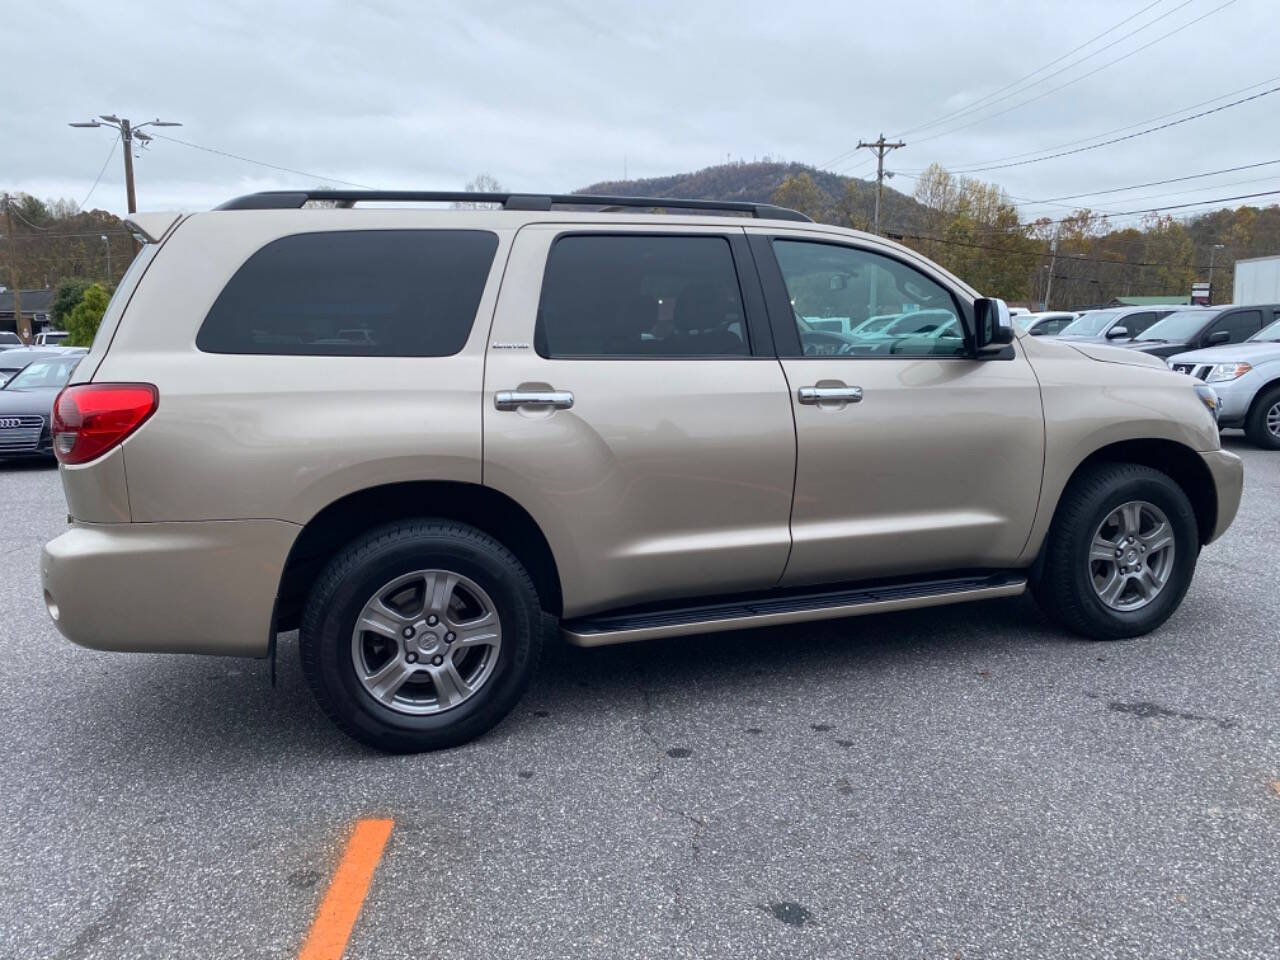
left=1199, top=448, right=1244, bottom=543
left=40, top=518, right=300, bottom=657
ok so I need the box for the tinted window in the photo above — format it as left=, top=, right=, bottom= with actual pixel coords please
left=772, top=240, right=964, bottom=357
left=536, top=235, right=748, bottom=358
left=1120, top=312, right=1155, bottom=337
left=0, top=332, right=21, bottom=346
left=1035, top=317, right=1072, bottom=335
left=197, top=230, right=498, bottom=356
left=1208, top=309, right=1263, bottom=344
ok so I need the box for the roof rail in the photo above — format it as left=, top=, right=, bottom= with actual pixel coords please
left=213, top=190, right=813, bottom=222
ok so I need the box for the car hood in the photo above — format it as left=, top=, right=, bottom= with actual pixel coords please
left=1168, top=341, right=1280, bottom=364
left=1066, top=342, right=1170, bottom=369
left=0, top=387, right=59, bottom=416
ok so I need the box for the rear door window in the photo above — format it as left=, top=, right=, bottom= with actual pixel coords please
left=535, top=235, right=749, bottom=358
left=197, top=230, right=498, bottom=356
left=1209, top=309, right=1263, bottom=344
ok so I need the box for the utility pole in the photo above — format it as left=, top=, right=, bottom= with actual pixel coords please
left=102, top=234, right=112, bottom=284
left=1207, top=243, right=1225, bottom=303
left=2, top=194, right=27, bottom=343
left=68, top=115, right=183, bottom=214
left=1043, top=231, right=1061, bottom=310
left=856, top=133, right=906, bottom=235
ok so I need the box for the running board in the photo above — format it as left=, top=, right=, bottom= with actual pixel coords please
left=561, top=572, right=1027, bottom=647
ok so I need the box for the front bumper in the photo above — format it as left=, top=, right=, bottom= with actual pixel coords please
left=41, top=518, right=299, bottom=657
left=1199, top=448, right=1244, bottom=543
left=1207, top=375, right=1259, bottom=428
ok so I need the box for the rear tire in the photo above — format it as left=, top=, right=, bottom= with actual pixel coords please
left=300, top=520, right=542, bottom=752
left=1031, top=463, right=1198, bottom=640
left=1244, top=384, right=1280, bottom=450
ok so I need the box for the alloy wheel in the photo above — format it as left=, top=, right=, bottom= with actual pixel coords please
left=1087, top=500, right=1176, bottom=612
left=350, top=569, right=502, bottom=715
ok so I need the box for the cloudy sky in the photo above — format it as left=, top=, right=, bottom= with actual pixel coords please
left=7, top=0, right=1278, bottom=226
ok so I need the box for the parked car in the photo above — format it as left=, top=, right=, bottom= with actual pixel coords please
left=1167, top=311, right=1280, bottom=448
left=40, top=190, right=1242, bottom=752
left=1017, top=311, right=1077, bottom=336
left=0, top=346, right=86, bottom=388
left=0, top=331, right=23, bottom=350
left=33, top=330, right=70, bottom=346
left=0, top=351, right=87, bottom=458
left=1122, top=304, right=1275, bottom=360
left=1055, top=305, right=1182, bottom=343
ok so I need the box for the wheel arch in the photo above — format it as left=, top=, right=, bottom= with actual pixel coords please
left=1243, top=375, right=1280, bottom=424
left=275, top=481, right=563, bottom=631
left=1056, top=438, right=1217, bottom=547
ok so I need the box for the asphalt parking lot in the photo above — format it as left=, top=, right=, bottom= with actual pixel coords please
left=1, top=437, right=1277, bottom=960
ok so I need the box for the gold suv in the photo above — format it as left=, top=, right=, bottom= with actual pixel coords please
left=40, top=190, right=1243, bottom=752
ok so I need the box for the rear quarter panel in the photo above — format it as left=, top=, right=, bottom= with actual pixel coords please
left=90, top=210, right=515, bottom=523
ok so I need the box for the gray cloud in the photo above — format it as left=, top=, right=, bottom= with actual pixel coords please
left=7, top=0, right=1274, bottom=221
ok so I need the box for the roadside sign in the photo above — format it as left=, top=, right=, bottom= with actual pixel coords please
left=1191, top=282, right=1211, bottom=306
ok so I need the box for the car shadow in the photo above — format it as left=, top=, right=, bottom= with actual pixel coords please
left=65, top=593, right=1065, bottom=766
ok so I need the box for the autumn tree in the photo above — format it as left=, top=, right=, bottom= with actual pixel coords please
left=772, top=173, right=825, bottom=221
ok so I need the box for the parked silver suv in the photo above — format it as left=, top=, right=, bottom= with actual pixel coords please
left=40, top=190, right=1243, bottom=751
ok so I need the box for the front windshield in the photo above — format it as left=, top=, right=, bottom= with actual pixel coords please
left=1137, top=310, right=1217, bottom=342
left=1249, top=319, right=1280, bottom=342
left=3, top=357, right=80, bottom=390
left=1059, top=309, right=1123, bottom=336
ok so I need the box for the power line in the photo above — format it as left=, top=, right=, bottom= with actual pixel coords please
left=907, top=0, right=1241, bottom=148
left=1019, top=171, right=1280, bottom=215
left=149, top=132, right=377, bottom=189
left=891, top=231, right=1217, bottom=270
left=1020, top=158, right=1280, bottom=204
left=77, top=136, right=119, bottom=212
left=891, top=0, right=1178, bottom=140
left=938, top=82, right=1280, bottom=174
left=904, top=73, right=1280, bottom=174
left=821, top=0, right=1171, bottom=169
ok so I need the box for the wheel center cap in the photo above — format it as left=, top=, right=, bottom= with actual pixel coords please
left=1126, top=550, right=1138, bottom=563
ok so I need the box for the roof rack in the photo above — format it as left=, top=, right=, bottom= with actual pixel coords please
left=214, top=190, right=812, bottom=222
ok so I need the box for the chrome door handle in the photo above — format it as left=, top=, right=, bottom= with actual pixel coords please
left=798, top=385, right=863, bottom=404
left=494, top=390, right=575, bottom=411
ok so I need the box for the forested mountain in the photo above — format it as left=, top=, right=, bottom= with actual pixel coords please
left=579, top=161, right=934, bottom=234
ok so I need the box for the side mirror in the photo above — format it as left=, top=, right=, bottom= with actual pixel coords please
left=973, top=298, right=1015, bottom=353
left=1105, top=325, right=1129, bottom=340
left=1206, top=330, right=1230, bottom=345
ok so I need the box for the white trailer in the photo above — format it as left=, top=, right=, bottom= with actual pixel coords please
left=1234, top=254, right=1280, bottom=303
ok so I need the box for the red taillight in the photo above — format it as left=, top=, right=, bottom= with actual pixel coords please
left=52, top=383, right=158, bottom=465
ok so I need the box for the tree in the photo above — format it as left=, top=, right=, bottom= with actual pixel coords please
left=65, top=283, right=110, bottom=346
left=51, top=278, right=93, bottom=326
left=455, top=174, right=505, bottom=209
left=772, top=173, right=825, bottom=221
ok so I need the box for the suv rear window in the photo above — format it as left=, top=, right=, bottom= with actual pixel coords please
left=535, top=234, right=749, bottom=358
left=197, top=230, right=498, bottom=356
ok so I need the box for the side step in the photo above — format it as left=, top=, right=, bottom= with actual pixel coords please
left=561, top=572, right=1027, bottom=647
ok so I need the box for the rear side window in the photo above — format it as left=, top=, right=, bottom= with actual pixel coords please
left=536, top=235, right=749, bottom=358
left=197, top=230, right=498, bottom=356
left=1122, top=312, right=1156, bottom=336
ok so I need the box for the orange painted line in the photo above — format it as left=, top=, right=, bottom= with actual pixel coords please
left=298, top=818, right=394, bottom=960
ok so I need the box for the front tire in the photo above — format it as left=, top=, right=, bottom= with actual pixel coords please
left=1244, top=384, right=1280, bottom=450
left=1031, top=463, right=1199, bottom=640
left=300, top=520, right=542, bottom=752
